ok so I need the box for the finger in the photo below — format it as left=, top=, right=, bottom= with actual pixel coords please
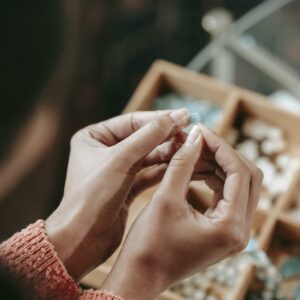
left=157, top=124, right=204, bottom=200
left=174, top=130, right=187, bottom=144
left=83, top=110, right=186, bottom=146
left=192, top=172, right=224, bottom=193
left=142, top=140, right=182, bottom=167
left=236, top=152, right=263, bottom=228
left=126, top=164, right=168, bottom=205
left=143, top=139, right=217, bottom=171
left=197, top=124, right=251, bottom=217
left=116, top=109, right=189, bottom=167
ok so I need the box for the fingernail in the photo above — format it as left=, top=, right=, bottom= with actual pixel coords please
left=186, top=124, right=202, bottom=145
left=169, top=108, right=189, bottom=128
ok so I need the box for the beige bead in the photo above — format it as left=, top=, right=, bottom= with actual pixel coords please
left=261, top=137, right=286, bottom=155
left=237, top=139, right=259, bottom=162
left=243, top=119, right=270, bottom=140
left=258, top=196, right=272, bottom=211
left=191, top=290, right=206, bottom=300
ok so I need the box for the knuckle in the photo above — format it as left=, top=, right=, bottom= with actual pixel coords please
left=227, top=226, right=247, bottom=252
left=153, top=190, right=169, bottom=205
left=152, top=190, right=177, bottom=214
left=170, top=156, right=189, bottom=169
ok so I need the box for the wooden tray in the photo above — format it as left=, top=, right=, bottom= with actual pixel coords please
left=81, top=60, right=300, bottom=300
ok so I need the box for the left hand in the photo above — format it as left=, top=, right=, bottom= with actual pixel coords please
left=45, top=109, right=189, bottom=280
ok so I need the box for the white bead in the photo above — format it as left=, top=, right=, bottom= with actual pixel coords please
left=206, top=295, right=218, bottom=300
left=255, top=157, right=276, bottom=187
left=196, top=276, right=210, bottom=290
left=266, top=173, right=289, bottom=195
left=266, top=127, right=283, bottom=139
left=191, top=289, right=206, bottom=300
left=258, top=196, right=272, bottom=210
left=226, top=266, right=237, bottom=280
left=205, top=268, right=216, bottom=280
left=181, top=286, right=195, bottom=297
left=243, top=119, right=270, bottom=140
left=216, top=273, right=227, bottom=285
left=236, top=139, right=259, bottom=161
left=262, top=290, right=273, bottom=300
left=261, top=137, right=286, bottom=155
left=275, top=154, right=290, bottom=170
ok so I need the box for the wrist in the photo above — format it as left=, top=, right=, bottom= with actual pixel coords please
left=102, top=253, right=170, bottom=300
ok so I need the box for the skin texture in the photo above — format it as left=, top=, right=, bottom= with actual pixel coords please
left=45, top=109, right=190, bottom=280
left=102, top=124, right=263, bottom=300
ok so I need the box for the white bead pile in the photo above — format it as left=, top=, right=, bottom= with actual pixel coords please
left=227, top=118, right=300, bottom=211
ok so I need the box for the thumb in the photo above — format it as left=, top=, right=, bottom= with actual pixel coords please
left=157, top=124, right=204, bottom=199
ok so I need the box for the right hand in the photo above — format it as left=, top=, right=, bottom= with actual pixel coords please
left=102, top=124, right=263, bottom=300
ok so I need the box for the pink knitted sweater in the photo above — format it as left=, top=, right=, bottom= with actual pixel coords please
left=0, top=220, right=124, bottom=300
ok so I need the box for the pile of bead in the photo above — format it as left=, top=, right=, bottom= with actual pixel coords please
left=170, top=238, right=282, bottom=300
left=245, top=239, right=282, bottom=300
left=170, top=254, right=249, bottom=299
left=226, top=118, right=300, bottom=211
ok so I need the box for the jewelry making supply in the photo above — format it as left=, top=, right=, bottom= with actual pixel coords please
left=255, top=157, right=276, bottom=187
left=244, top=239, right=282, bottom=300
left=189, top=112, right=202, bottom=124
left=257, top=196, right=272, bottom=211
left=236, top=139, right=259, bottom=162
left=230, top=116, right=300, bottom=211
left=242, top=119, right=271, bottom=141
left=261, top=138, right=286, bottom=156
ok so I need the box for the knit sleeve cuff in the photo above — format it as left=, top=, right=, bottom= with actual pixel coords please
left=81, top=289, right=124, bottom=300
left=0, top=220, right=81, bottom=300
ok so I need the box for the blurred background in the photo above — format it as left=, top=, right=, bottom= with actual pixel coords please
left=1, top=0, right=299, bottom=240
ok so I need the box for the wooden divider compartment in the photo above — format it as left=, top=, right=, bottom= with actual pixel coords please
left=246, top=218, right=300, bottom=299
left=123, top=60, right=234, bottom=111
left=81, top=60, right=300, bottom=300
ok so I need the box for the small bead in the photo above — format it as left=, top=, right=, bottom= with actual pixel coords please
left=189, top=112, right=202, bottom=124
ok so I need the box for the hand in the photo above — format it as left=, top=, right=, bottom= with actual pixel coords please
left=102, top=124, right=263, bottom=300
left=45, top=109, right=189, bottom=280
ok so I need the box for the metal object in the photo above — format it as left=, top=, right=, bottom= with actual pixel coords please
left=187, top=0, right=300, bottom=99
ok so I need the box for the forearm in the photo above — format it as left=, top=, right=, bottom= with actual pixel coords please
left=102, top=252, right=168, bottom=300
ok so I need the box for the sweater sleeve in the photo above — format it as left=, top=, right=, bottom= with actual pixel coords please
left=0, top=220, right=124, bottom=300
